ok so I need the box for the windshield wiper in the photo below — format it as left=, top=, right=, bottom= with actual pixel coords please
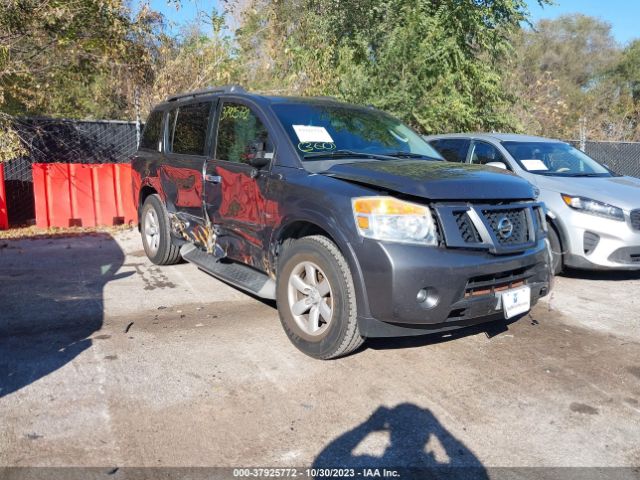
left=303, top=150, right=396, bottom=161
left=386, top=151, right=441, bottom=160
left=566, top=173, right=608, bottom=177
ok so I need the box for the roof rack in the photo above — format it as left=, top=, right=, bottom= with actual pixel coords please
left=166, top=85, right=246, bottom=102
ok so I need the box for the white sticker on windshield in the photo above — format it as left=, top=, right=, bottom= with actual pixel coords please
left=521, top=159, right=548, bottom=171
left=292, top=125, right=334, bottom=143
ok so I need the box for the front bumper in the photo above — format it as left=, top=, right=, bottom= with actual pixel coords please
left=559, top=209, right=640, bottom=270
left=354, top=239, right=551, bottom=337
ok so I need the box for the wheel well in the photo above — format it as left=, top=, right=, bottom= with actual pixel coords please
left=546, top=216, right=565, bottom=252
left=137, top=186, right=157, bottom=230
left=278, top=221, right=335, bottom=246
left=275, top=221, right=338, bottom=266
left=139, top=186, right=157, bottom=211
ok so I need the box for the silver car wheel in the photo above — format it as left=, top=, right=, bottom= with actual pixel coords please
left=144, top=209, right=160, bottom=254
left=287, top=261, right=333, bottom=336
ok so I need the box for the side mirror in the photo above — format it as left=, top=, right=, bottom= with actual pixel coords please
left=486, top=161, right=507, bottom=170
left=248, top=141, right=271, bottom=169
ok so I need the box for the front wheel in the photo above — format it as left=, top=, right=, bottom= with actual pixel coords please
left=276, top=235, right=364, bottom=359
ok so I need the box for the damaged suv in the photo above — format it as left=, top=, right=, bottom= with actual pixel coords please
left=132, top=85, right=552, bottom=359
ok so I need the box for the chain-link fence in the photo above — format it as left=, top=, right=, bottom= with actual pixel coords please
left=3, top=117, right=139, bottom=225
left=566, top=140, right=640, bottom=178
left=3, top=118, right=640, bottom=227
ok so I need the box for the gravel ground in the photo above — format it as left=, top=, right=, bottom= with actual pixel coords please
left=1, top=229, right=639, bottom=471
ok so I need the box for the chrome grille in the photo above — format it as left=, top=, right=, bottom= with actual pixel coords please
left=631, top=209, right=640, bottom=231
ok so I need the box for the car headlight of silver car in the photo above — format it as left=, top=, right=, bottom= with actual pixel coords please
left=352, top=196, right=438, bottom=245
left=561, top=194, right=625, bottom=221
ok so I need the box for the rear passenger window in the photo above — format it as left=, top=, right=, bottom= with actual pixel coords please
left=168, top=102, right=211, bottom=156
left=140, top=111, right=163, bottom=151
left=429, top=139, right=470, bottom=163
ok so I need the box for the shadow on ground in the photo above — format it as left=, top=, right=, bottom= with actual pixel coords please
left=561, top=267, right=640, bottom=282
left=0, top=234, right=127, bottom=398
left=313, top=403, right=487, bottom=478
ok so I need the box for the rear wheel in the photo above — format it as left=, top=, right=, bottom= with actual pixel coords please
left=276, top=235, right=364, bottom=359
left=140, top=194, right=181, bottom=265
left=548, top=225, right=563, bottom=275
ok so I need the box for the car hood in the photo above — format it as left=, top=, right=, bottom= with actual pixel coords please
left=323, top=160, right=535, bottom=201
left=536, top=175, right=640, bottom=211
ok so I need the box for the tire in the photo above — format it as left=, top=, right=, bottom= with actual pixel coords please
left=140, top=194, right=182, bottom=265
left=547, top=225, right=563, bottom=275
left=276, top=235, right=364, bottom=359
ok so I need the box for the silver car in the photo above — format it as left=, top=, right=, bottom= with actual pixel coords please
left=425, top=133, right=640, bottom=273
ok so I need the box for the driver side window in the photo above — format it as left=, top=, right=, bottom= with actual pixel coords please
left=470, top=142, right=506, bottom=166
left=216, top=102, right=272, bottom=164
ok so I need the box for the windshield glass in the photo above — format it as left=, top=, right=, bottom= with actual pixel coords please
left=502, top=141, right=612, bottom=177
left=271, top=102, right=443, bottom=160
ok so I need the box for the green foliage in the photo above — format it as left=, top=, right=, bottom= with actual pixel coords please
left=137, top=9, right=239, bottom=116
left=235, top=0, right=545, bottom=134
left=613, top=40, right=640, bottom=104
left=4, top=0, right=640, bottom=143
left=508, top=14, right=640, bottom=140
left=0, top=0, right=163, bottom=119
left=0, top=113, right=27, bottom=163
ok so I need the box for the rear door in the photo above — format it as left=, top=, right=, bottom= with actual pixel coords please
left=162, top=100, right=213, bottom=220
left=204, top=99, right=276, bottom=270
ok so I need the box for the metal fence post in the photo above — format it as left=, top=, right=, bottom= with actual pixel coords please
left=0, top=163, right=8, bottom=229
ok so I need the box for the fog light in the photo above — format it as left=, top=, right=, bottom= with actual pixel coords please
left=417, top=287, right=439, bottom=309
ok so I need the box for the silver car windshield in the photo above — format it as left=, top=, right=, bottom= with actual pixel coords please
left=502, top=141, right=612, bottom=177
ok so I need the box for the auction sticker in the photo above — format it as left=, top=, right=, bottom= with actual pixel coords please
left=521, top=159, right=548, bottom=171
left=292, top=125, right=334, bottom=143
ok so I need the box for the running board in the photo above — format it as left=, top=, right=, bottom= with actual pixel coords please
left=180, top=244, right=276, bottom=299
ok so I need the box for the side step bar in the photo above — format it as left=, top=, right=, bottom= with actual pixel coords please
left=180, top=244, right=276, bottom=299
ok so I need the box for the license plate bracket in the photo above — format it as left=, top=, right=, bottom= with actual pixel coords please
left=501, top=286, right=531, bottom=319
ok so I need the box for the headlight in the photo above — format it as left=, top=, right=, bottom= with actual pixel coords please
left=561, top=194, right=624, bottom=221
left=352, top=196, right=438, bottom=245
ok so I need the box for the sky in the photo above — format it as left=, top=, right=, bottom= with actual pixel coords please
left=528, top=0, right=638, bottom=45
left=141, top=0, right=638, bottom=45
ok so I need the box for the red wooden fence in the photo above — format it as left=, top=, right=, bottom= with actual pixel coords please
left=0, top=164, right=8, bottom=230
left=32, top=163, right=137, bottom=228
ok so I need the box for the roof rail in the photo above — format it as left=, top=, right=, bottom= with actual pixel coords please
left=166, top=84, right=246, bottom=102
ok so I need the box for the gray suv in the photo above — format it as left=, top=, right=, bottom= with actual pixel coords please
left=132, top=87, right=552, bottom=359
left=426, top=133, right=640, bottom=273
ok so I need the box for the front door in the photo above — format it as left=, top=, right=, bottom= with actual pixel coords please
left=204, top=100, right=275, bottom=270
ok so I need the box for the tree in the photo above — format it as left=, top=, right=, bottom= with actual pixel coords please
left=0, top=0, right=163, bottom=119
left=233, top=0, right=548, bottom=134
left=138, top=10, right=239, bottom=116
left=508, top=14, right=639, bottom=140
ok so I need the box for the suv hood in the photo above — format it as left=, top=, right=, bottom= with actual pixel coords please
left=536, top=175, right=640, bottom=211
left=323, top=160, right=535, bottom=201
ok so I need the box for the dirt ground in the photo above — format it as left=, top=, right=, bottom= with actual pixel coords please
left=1, top=228, right=639, bottom=471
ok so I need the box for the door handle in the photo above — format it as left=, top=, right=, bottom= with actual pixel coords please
left=205, top=174, right=222, bottom=184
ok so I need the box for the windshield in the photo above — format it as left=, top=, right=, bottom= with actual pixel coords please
left=271, top=102, right=443, bottom=161
left=502, top=141, right=612, bottom=177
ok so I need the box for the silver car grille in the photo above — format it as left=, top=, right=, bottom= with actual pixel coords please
left=631, top=209, right=640, bottom=231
